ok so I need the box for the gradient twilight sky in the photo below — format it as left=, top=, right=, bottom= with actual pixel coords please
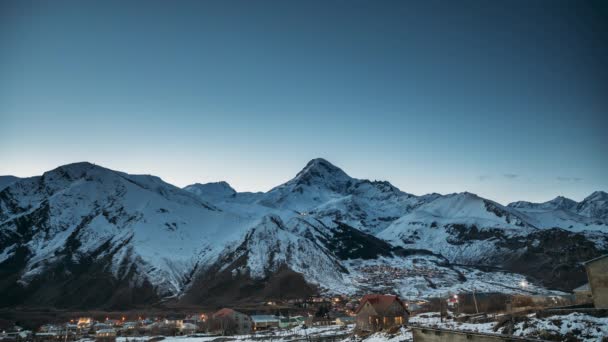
left=1, top=0, right=607, bottom=204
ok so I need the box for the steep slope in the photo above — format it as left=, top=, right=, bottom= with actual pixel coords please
left=509, top=196, right=578, bottom=211
left=0, top=163, right=254, bottom=308
left=0, top=176, right=21, bottom=191
left=508, top=194, right=608, bottom=232
left=183, top=181, right=237, bottom=201
left=379, top=192, right=608, bottom=290
left=181, top=215, right=556, bottom=305
left=378, top=192, right=536, bottom=263
left=250, top=158, right=424, bottom=233
left=1, top=160, right=606, bottom=308
left=576, top=191, right=608, bottom=221
left=179, top=215, right=350, bottom=305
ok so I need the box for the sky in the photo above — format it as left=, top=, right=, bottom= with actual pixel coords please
left=1, top=0, right=607, bottom=204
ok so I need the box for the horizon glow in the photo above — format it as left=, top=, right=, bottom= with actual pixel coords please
left=1, top=0, right=607, bottom=205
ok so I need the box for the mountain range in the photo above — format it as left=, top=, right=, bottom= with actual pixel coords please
left=0, top=159, right=606, bottom=309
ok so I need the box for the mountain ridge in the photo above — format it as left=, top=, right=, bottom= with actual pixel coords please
left=0, top=159, right=606, bottom=309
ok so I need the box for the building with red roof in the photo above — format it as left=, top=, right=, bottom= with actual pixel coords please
left=355, top=294, right=409, bottom=332
left=211, top=308, right=252, bottom=335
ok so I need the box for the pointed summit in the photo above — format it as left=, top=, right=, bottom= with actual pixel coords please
left=546, top=196, right=577, bottom=210
left=292, top=158, right=351, bottom=187
left=0, top=175, right=21, bottom=191
left=577, top=191, right=608, bottom=220
left=584, top=191, right=608, bottom=202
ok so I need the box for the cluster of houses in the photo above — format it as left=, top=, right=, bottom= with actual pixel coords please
left=207, top=294, right=410, bottom=336
left=4, top=315, right=207, bottom=342
left=3, top=254, right=607, bottom=342
left=0, top=294, right=412, bottom=341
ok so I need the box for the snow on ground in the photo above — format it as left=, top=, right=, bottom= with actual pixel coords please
left=104, top=313, right=608, bottom=341
left=111, top=325, right=354, bottom=342
left=356, top=327, right=412, bottom=342
left=514, top=312, right=608, bottom=341
left=341, top=256, right=560, bottom=300
left=409, top=311, right=608, bottom=342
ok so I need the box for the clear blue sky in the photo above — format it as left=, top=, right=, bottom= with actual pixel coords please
left=1, top=0, right=607, bottom=204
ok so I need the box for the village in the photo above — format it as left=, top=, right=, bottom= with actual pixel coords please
left=2, top=254, right=608, bottom=342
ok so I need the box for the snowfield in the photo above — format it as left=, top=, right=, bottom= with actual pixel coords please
left=408, top=311, right=608, bottom=342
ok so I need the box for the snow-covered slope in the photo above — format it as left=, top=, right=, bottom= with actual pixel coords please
left=509, top=196, right=578, bottom=211
left=378, top=191, right=607, bottom=290
left=576, top=191, right=608, bottom=220
left=377, top=192, right=537, bottom=263
left=1, top=159, right=606, bottom=308
left=189, top=158, right=427, bottom=234
left=507, top=193, right=608, bottom=232
left=0, top=163, right=259, bottom=307
left=0, top=176, right=21, bottom=191
left=182, top=181, right=237, bottom=201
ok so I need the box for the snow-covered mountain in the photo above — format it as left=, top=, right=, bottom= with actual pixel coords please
left=183, top=181, right=237, bottom=201
left=0, top=162, right=257, bottom=308
left=251, top=158, right=426, bottom=233
left=0, top=159, right=606, bottom=309
left=0, top=176, right=21, bottom=191
left=378, top=192, right=607, bottom=290
left=575, top=191, right=608, bottom=221
left=377, top=192, right=537, bottom=263
left=507, top=193, right=608, bottom=232
left=509, top=196, right=578, bottom=212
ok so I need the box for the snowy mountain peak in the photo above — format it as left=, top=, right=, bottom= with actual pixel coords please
left=509, top=195, right=577, bottom=211
left=1, top=160, right=607, bottom=308
left=0, top=176, right=21, bottom=191
left=584, top=191, right=608, bottom=201
left=183, top=181, right=237, bottom=200
left=43, top=161, right=98, bottom=180
left=547, top=196, right=578, bottom=210
left=577, top=191, right=608, bottom=220
left=292, top=158, right=352, bottom=186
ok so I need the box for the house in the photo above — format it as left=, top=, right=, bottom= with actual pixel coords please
left=305, top=316, right=334, bottom=327
left=163, top=315, right=183, bottom=326
left=33, top=332, right=62, bottom=342
left=95, top=329, right=116, bottom=342
left=573, top=283, right=593, bottom=304
left=122, top=322, right=138, bottom=330
left=77, top=318, right=92, bottom=330
left=212, top=308, right=252, bottom=335
left=93, top=323, right=112, bottom=332
left=278, top=316, right=306, bottom=329
left=250, top=315, right=280, bottom=330
left=335, top=316, right=355, bottom=326
left=355, top=294, right=409, bottom=332
left=104, top=320, right=120, bottom=327
left=584, top=254, right=608, bottom=308
left=179, top=322, right=197, bottom=335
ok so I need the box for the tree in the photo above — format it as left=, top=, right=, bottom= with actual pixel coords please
left=315, top=305, right=330, bottom=318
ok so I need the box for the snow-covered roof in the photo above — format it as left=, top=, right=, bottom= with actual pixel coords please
left=96, top=329, right=116, bottom=334
left=251, top=315, right=281, bottom=323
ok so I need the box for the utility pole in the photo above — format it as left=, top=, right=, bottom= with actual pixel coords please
left=440, top=295, right=445, bottom=322
left=472, top=288, right=479, bottom=314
